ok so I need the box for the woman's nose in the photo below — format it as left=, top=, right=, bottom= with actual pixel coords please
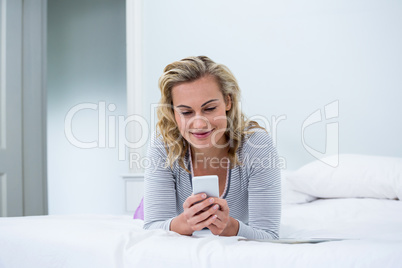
left=191, top=115, right=208, bottom=129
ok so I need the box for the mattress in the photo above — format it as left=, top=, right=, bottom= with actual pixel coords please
left=1, top=197, right=401, bottom=268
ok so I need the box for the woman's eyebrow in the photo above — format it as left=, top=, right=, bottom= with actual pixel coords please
left=176, top=99, right=219, bottom=109
left=176, top=104, right=191, bottom=109
left=201, top=99, right=219, bottom=107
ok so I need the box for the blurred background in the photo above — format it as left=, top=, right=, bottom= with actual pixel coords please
left=1, top=0, right=401, bottom=216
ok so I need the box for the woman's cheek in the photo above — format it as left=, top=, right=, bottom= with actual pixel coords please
left=212, top=113, right=227, bottom=129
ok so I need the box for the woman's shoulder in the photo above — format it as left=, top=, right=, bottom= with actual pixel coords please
left=147, top=131, right=188, bottom=167
left=147, top=131, right=168, bottom=156
left=237, top=127, right=277, bottom=163
left=237, top=128, right=281, bottom=174
left=242, top=127, right=273, bottom=151
left=150, top=131, right=165, bottom=145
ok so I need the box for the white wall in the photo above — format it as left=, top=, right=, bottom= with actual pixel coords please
left=47, top=0, right=127, bottom=214
left=142, top=0, right=402, bottom=170
left=47, top=0, right=402, bottom=214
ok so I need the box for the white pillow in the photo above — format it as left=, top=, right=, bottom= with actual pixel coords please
left=287, top=154, right=402, bottom=200
left=281, top=170, right=316, bottom=204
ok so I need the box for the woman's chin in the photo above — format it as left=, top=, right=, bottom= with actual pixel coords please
left=187, top=136, right=227, bottom=151
left=186, top=137, right=212, bottom=149
left=188, top=141, right=212, bottom=150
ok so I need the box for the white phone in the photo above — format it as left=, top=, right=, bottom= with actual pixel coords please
left=192, top=175, right=219, bottom=198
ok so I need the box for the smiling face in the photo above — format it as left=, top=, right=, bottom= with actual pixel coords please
left=172, top=75, right=231, bottom=151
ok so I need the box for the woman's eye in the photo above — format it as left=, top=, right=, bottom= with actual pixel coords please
left=205, top=107, right=216, bottom=112
left=180, top=111, right=192, bottom=115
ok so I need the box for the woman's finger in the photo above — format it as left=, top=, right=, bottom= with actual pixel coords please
left=213, top=198, right=228, bottom=211
left=190, top=197, right=216, bottom=215
left=192, top=214, right=218, bottom=232
left=183, top=193, right=207, bottom=209
left=206, top=200, right=230, bottom=235
left=190, top=203, right=220, bottom=225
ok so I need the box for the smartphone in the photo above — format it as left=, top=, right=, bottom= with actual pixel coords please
left=192, top=175, right=219, bottom=198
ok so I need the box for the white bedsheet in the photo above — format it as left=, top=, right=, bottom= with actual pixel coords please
left=1, top=198, right=401, bottom=268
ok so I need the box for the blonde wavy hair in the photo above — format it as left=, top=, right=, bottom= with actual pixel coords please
left=157, top=56, right=264, bottom=172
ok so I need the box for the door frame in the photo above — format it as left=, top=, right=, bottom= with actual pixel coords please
left=0, top=0, right=47, bottom=216
left=21, top=0, right=48, bottom=216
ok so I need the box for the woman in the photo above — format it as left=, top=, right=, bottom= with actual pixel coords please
left=143, top=56, right=281, bottom=239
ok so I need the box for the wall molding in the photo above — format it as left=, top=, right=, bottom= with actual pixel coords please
left=126, top=0, right=144, bottom=173
left=121, top=173, right=145, bottom=181
left=121, top=173, right=144, bottom=213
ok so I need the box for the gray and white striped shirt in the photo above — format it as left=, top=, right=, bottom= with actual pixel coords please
left=143, top=129, right=281, bottom=239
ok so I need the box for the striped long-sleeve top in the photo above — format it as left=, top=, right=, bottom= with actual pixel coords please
left=143, top=129, right=281, bottom=240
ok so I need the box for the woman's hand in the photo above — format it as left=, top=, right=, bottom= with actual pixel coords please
left=171, top=193, right=219, bottom=236
left=206, top=198, right=239, bottom=236
left=183, top=193, right=220, bottom=232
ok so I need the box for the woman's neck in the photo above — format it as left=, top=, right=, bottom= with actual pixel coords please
left=190, top=145, right=229, bottom=171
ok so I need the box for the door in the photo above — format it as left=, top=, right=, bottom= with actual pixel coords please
left=0, top=0, right=24, bottom=217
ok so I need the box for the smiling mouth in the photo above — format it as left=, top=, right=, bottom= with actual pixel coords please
left=190, top=129, right=214, bottom=139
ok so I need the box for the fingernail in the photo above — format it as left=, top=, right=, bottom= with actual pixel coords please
left=202, top=194, right=206, bottom=198
left=209, top=198, right=214, bottom=203
left=214, top=205, right=219, bottom=210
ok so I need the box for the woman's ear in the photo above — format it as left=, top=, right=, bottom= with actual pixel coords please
left=226, top=94, right=232, bottom=111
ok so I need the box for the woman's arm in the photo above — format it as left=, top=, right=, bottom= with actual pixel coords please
left=238, top=130, right=282, bottom=240
left=143, top=135, right=178, bottom=231
left=144, top=134, right=222, bottom=234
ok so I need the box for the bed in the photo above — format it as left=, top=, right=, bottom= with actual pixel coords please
left=1, top=154, right=401, bottom=267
